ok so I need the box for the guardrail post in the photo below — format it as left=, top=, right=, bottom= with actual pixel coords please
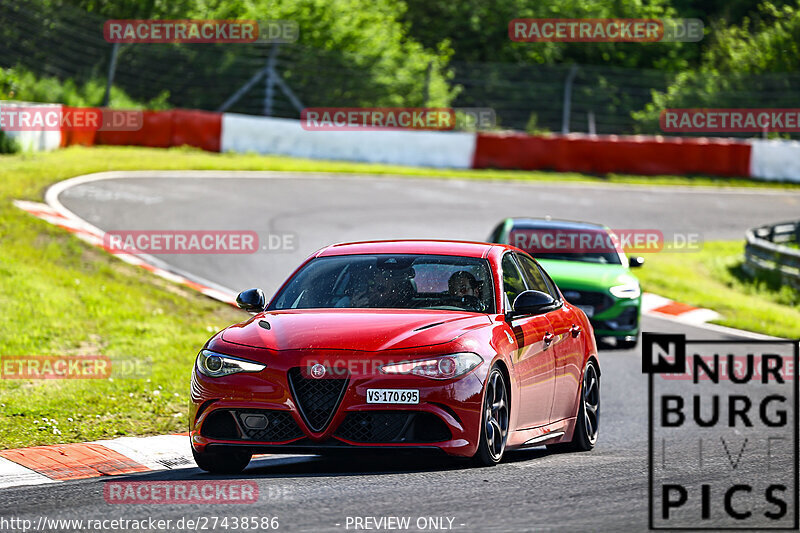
left=561, top=65, right=579, bottom=134
left=102, top=42, right=120, bottom=107
left=264, top=44, right=279, bottom=117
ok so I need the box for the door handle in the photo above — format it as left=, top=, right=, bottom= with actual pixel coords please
left=543, top=332, right=554, bottom=347
left=571, top=324, right=581, bottom=337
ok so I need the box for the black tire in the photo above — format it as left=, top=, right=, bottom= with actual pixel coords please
left=547, top=361, right=600, bottom=453
left=473, top=366, right=509, bottom=466
left=192, top=448, right=252, bottom=474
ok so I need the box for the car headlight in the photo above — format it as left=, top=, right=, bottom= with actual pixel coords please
left=195, top=349, right=266, bottom=378
left=609, top=282, right=641, bottom=299
left=380, top=353, right=483, bottom=380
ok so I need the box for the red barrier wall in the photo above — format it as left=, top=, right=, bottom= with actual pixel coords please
left=59, top=106, right=96, bottom=147
left=170, top=110, right=221, bottom=152
left=59, top=109, right=223, bottom=152
left=57, top=107, right=753, bottom=178
left=473, top=133, right=752, bottom=177
left=95, top=110, right=173, bottom=148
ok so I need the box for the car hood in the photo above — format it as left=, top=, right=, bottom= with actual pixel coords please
left=537, top=259, right=638, bottom=292
left=221, top=309, right=492, bottom=351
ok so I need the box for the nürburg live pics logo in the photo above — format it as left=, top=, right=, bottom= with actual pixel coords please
left=643, top=333, right=798, bottom=530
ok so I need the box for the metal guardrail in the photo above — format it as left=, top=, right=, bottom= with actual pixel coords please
left=744, top=221, right=800, bottom=289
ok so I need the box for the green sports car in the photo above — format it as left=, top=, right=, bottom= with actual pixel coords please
left=488, top=218, right=643, bottom=349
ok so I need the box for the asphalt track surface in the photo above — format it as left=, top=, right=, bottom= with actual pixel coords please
left=3, top=173, right=799, bottom=532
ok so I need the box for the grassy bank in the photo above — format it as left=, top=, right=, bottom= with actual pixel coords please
left=636, top=241, right=800, bottom=338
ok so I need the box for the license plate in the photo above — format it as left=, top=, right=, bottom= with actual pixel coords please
left=576, top=305, right=595, bottom=318
left=367, top=389, right=420, bottom=404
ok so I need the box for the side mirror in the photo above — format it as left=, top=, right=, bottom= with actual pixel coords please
left=511, top=290, right=556, bottom=316
left=629, top=256, right=645, bottom=268
left=236, top=288, right=266, bottom=313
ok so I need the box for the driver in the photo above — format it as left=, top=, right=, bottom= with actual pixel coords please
left=448, top=271, right=481, bottom=299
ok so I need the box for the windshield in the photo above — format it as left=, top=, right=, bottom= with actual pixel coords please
left=269, top=254, right=495, bottom=313
left=509, top=228, right=623, bottom=265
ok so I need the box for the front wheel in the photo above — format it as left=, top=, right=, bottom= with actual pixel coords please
left=548, top=361, right=600, bottom=453
left=192, top=448, right=252, bottom=474
left=473, top=366, right=509, bottom=466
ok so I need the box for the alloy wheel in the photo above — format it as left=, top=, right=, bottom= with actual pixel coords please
left=583, top=364, right=600, bottom=445
left=484, top=369, right=509, bottom=461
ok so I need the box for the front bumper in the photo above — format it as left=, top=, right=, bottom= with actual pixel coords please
left=564, top=288, right=640, bottom=338
left=590, top=296, right=641, bottom=338
left=190, top=351, right=486, bottom=458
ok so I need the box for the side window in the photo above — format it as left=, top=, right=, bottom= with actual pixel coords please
left=501, top=254, right=527, bottom=309
left=538, top=266, right=561, bottom=300
left=517, top=254, right=552, bottom=295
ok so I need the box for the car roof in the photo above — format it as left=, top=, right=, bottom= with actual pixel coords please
left=315, top=239, right=510, bottom=259
left=505, top=217, right=608, bottom=231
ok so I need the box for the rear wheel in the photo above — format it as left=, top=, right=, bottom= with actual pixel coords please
left=473, top=366, right=509, bottom=466
left=192, top=448, right=252, bottom=474
left=548, top=361, right=599, bottom=453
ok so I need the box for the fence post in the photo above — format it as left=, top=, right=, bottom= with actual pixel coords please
left=102, top=42, right=120, bottom=107
left=219, top=43, right=304, bottom=115
left=561, top=65, right=578, bottom=134
left=264, top=43, right=280, bottom=117
left=422, top=61, right=433, bottom=106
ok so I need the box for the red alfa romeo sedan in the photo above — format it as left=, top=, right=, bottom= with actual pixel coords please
left=190, top=240, right=600, bottom=472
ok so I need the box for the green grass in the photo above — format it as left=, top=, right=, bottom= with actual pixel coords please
left=636, top=241, right=800, bottom=338
left=0, top=146, right=797, bottom=449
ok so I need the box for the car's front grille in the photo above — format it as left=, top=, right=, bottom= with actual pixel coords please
left=335, top=412, right=451, bottom=443
left=564, top=290, right=613, bottom=313
left=288, top=367, right=349, bottom=432
left=200, top=409, right=303, bottom=442
left=595, top=306, right=639, bottom=331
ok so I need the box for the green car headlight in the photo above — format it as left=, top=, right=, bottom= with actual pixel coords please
left=609, top=282, right=641, bottom=299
